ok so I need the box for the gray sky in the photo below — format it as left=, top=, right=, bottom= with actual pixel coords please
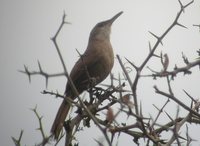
left=1, top=0, right=200, bottom=145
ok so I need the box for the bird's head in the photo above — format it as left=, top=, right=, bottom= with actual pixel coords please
left=89, top=11, right=123, bottom=41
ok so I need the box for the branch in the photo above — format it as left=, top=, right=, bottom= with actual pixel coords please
left=143, top=59, right=200, bottom=79
left=19, top=63, right=65, bottom=88
left=12, top=130, right=24, bottom=146
left=116, top=55, right=139, bottom=115
left=151, top=99, right=170, bottom=128
left=31, top=106, right=52, bottom=146
left=165, top=101, right=200, bottom=146
left=154, top=86, right=200, bottom=118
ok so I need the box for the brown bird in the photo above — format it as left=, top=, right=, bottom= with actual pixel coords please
left=51, top=11, right=123, bottom=139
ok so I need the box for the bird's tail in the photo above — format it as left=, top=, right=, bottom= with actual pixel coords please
left=51, top=99, right=70, bottom=139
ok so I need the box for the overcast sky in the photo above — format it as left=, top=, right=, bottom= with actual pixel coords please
left=1, top=0, right=200, bottom=146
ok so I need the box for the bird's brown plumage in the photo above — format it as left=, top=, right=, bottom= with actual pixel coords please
left=51, top=11, right=123, bottom=140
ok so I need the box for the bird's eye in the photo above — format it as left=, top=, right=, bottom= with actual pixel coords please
left=97, top=22, right=105, bottom=27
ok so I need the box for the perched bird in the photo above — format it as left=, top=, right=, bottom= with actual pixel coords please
left=51, top=11, right=123, bottom=139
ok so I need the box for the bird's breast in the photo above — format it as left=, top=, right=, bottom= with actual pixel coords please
left=87, top=40, right=114, bottom=83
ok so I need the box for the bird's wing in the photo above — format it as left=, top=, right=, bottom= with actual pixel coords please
left=65, top=51, right=101, bottom=96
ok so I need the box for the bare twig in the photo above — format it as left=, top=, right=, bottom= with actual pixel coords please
left=165, top=101, right=200, bottom=146
left=31, top=106, right=52, bottom=146
left=151, top=99, right=170, bottom=128
left=116, top=55, right=139, bottom=115
left=12, top=130, right=24, bottom=146
left=154, top=86, right=200, bottom=118
left=19, top=63, right=65, bottom=88
left=143, top=58, right=200, bottom=78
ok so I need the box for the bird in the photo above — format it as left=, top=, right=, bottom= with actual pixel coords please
left=51, top=11, right=123, bottom=139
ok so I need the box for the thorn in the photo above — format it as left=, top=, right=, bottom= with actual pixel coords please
left=125, top=57, right=138, bottom=70
left=153, top=104, right=160, bottom=111
left=45, top=76, right=48, bottom=89
left=30, top=105, right=37, bottom=112
left=64, top=21, right=72, bottom=25
left=184, top=0, right=194, bottom=9
left=160, top=51, right=163, bottom=61
left=148, top=41, right=152, bottom=52
left=140, top=101, right=143, bottom=117
left=183, top=89, right=197, bottom=103
left=37, top=60, right=42, bottom=72
left=34, top=105, right=37, bottom=111
left=76, top=48, right=82, bottom=57
left=18, top=69, right=25, bottom=74
left=94, top=138, right=103, bottom=146
left=174, top=64, right=178, bottom=70
left=165, top=111, right=173, bottom=121
left=197, top=49, right=200, bottom=56
left=190, top=100, right=193, bottom=109
left=24, top=65, right=31, bottom=83
left=153, top=85, right=158, bottom=92
left=50, top=36, right=55, bottom=41
left=176, top=22, right=187, bottom=29
left=153, top=54, right=160, bottom=58
left=56, top=90, right=59, bottom=97
left=148, top=31, right=163, bottom=45
left=149, top=31, right=158, bottom=38
left=182, top=52, right=189, bottom=64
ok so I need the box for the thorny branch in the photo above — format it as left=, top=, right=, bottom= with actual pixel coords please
left=117, top=0, right=194, bottom=116
left=143, top=55, right=200, bottom=79
left=12, top=130, right=23, bottom=146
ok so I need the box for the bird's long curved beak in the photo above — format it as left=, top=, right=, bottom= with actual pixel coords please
left=108, top=11, right=123, bottom=25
